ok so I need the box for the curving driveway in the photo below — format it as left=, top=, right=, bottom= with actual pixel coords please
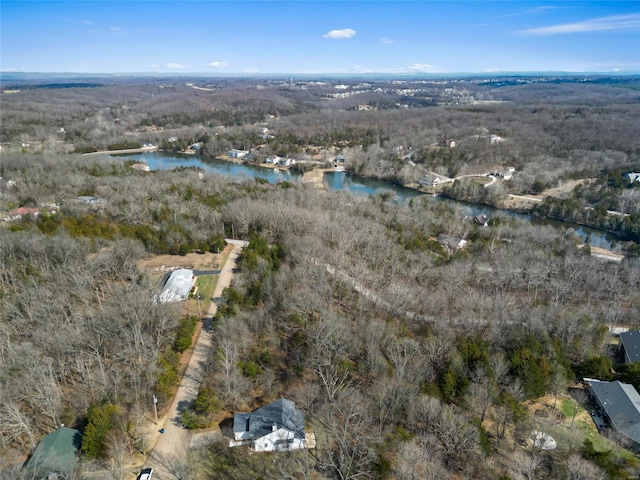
left=148, top=239, right=247, bottom=478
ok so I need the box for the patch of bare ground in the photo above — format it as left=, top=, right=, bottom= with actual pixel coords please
left=138, top=251, right=221, bottom=273
left=302, top=168, right=327, bottom=188
left=525, top=396, right=566, bottom=425
left=501, top=194, right=544, bottom=210
left=579, top=244, right=625, bottom=261
left=502, top=178, right=596, bottom=210
left=542, top=178, right=595, bottom=198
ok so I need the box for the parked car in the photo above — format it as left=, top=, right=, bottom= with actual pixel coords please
left=138, top=468, right=153, bottom=480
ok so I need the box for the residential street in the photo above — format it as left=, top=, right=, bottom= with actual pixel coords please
left=147, top=239, right=248, bottom=479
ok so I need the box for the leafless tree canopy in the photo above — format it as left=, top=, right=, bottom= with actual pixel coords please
left=1, top=75, right=639, bottom=479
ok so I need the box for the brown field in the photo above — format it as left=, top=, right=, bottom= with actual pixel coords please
left=138, top=248, right=231, bottom=276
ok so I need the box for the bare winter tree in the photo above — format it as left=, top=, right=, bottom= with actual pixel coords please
left=565, top=454, right=607, bottom=480
left=314, top=390, right=379, bottom=480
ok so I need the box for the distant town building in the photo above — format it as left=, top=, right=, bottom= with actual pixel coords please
left=228, top=149, right=249, bottom=159
left=474, top=214, right=490, bottom=227
left=623, top=172, right=640, bottom=184
left=77, top=196, right=106, bottom=206
left=419, top=174, right=442, bottom=187
left=7, top=206, right=58, bottom=221
left=436, top=234, right=467, bottom=253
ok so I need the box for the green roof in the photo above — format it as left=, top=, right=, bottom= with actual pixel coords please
left=25, top=427, right=81, bottom=479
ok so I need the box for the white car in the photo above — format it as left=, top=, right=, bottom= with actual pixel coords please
left=139, top=468, right=153, bottom=480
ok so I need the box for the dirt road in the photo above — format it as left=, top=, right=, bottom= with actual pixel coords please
left=82, top=146, right=158, bottom=156
left=148, top=239, right=247, bottom=478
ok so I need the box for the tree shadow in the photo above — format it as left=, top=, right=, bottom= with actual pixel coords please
left=218, top=417, right=234, bottom=439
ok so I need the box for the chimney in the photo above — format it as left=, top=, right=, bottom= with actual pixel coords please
left=272, top=422, right=278, bottom=432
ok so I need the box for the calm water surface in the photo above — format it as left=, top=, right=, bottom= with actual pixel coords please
left=111, top=152, right=620, bottom=249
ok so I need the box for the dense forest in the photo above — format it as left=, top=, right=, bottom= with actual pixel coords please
left=2, top=75, right=639, bottom=241
left=1, top=75, right=640, bottom=479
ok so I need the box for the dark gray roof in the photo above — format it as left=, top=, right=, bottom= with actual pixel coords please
left=25, top=427, right=81, bottom=479
left=233, top=398, right=304, bottom=440
left=619, top=330, right=640, bottom=363
left=588, top=380, right=640, bottom=445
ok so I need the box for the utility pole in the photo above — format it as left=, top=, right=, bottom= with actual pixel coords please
left=153, top=395, right=158, bottom=424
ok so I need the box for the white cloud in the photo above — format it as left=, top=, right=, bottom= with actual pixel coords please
left=207, top=61, right=230, bottom=68
left=380, top=38, right=394, bottom=44
left=343, top=63, right=441, bottom=74
left=166, top=63, right=186, bottom=69
left=80, top=20, right=93, bottom=25
left=1, top=67, right=26, bottom=72
left=407, top=63, right=438, bottom=73
left=519, top=13, right=640, bottom=36
left=323, top=28, right=356, bottom=39
left=245, top=69, right=260, bottom=73
left=505, top=6, right=564, bottom=17
left=110, top=26, right=121, bottom=31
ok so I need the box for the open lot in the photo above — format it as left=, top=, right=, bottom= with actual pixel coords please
left=138, top=247, right=232, bottom=281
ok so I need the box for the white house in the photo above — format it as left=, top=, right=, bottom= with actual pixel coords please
left=228, top=149, right=249, bottom=159
left=157, top=269, right=194, bottom=303
left=419, top=174, right=442, bottom=187
left=278, top=157, right=296, bottom=167
left=231, top=398, right=306, bottom=452
left=436, top=234, right=467, bottom=253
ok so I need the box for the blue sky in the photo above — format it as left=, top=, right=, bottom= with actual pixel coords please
left=1, top=1, right=639, bottom=74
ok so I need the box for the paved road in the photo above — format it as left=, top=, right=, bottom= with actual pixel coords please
left=149, top=239, right=247, bottom=479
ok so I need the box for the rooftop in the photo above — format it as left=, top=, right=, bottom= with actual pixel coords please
left=25, top=427, right=81, bottom=478
left=233, top=398, right=305, bottom=441
left=619, top=330, right=640, bottom=363
left=588, top=379, right=640, bottom=446
left=158, top=268, right=194, bottom=303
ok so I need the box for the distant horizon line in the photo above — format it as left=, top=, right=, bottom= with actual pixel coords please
left=1, top=70, right=639, bottom=79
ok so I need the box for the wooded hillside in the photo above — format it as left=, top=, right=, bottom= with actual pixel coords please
left=1, top=76, right=640, bottom=479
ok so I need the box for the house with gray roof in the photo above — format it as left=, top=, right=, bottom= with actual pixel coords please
left=587, top=379, right=640, bottom=450
left=24, top=427, right=81, bottom=479
left=619, top=330, right=640, bottom=364
left=623, top=172, right=640, bottom=184
left=231, top=398, right=306, bottom=452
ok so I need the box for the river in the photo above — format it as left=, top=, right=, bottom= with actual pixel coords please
left=111, top=151, right=622, bottom=250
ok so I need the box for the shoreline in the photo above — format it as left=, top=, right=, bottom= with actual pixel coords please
left=88, top=150, right=633, bottom=253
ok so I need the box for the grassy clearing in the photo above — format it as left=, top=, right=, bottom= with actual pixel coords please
left=185, top=275, right=218, bottom=316
left=200, top=438, right=312, bottom=479
left=555, top=397, right=638, bottom=465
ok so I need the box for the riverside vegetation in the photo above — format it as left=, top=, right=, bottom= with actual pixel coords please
left=1, top=75, right=640, bottom=479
